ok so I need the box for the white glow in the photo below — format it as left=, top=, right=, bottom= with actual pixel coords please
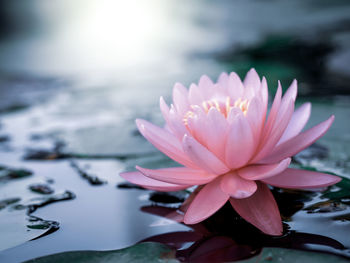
left=63, top=0, right=166, bottom=70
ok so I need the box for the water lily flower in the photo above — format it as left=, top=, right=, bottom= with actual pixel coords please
left=120, top=69, right=341, bottom=236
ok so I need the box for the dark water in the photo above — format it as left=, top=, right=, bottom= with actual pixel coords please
left=0, top=0, right=350, bottom=262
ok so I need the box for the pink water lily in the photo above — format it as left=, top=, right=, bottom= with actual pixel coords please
left=120, top=69, right=341, bottom=236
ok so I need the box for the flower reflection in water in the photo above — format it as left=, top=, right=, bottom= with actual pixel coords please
left=140, top=202, right=345, bottom=262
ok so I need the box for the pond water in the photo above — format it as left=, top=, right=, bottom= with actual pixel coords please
left=0, top=0, right=350, bottom=262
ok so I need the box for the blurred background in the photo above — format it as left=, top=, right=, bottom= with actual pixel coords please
left=0, top=0, right=350, bottom=262
left=1, top=0, right=349, bottom=157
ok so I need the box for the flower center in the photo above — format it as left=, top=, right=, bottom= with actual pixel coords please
left=183, top=97, right=249, bottom=125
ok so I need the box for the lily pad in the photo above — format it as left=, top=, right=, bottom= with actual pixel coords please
left=23, top=242, right=179, bottom=263
left=239, top=247, right=350, bottom=263
left=322, top=176, right=350, bottom=201
left=22, top=241, right=350, bottom=263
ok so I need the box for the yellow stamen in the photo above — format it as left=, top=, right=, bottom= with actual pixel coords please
left=202, top=101, right=209, bottom=112
left=225, top=97, right=231, bottom=116
left=183, top=111, right=195, bottom=125
left=183, top=96, right=250, bottom=126
left=214, top=100, right=221, bottom=112
left=234, top=98, right=241, bottom=108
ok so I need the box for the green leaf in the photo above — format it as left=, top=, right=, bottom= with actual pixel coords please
left=322, top=176, right=350, bottom=201
left=24, top=242, right=179, bottom=263
left=238, top=247, right=350, bottom=263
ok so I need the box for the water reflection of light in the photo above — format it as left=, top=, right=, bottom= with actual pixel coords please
left=64, top=0, right=166, bottom=71
left=0, top=0, right=169, bottom=75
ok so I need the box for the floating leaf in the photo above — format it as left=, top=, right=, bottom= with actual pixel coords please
left=322, top=176, right=350, bottom=201
left=23, top=242, right=178, bottom=263
left=238, top=247, right=350, bottom=263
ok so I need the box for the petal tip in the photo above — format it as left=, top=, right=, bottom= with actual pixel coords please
left=248, top=68, right=257, bottom=74
left=159, top=96, right=166, bottom=104
left=325, top=115, right=335, bottom=129
left=264, top=227, right=283, bottom=236
left=233, top=190, right=255, bottom=199
left=305, top=101, right=312, bottom=110
left=333, top=176, right=342, bottom=184
left=174, top=82, right=183, bottom=87
left=135, top=119, right=147, bottom=132
left=218, top=72, right=228, bottom=80
left=291, top=79, right=298, bottom=89
left=119, top=171, right=128, bottom=179
left=183, top=216, right=197, bottom=225
left=135, top=118, right=143, bottom=127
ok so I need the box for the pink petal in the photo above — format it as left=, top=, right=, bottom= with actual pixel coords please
left=225, top=113, right=255, bottom=169
left=230, top=182, right=283, bottom=236
left=136, top=119, right=196, bottom=168
left=256, top=80, right=298, bottom=152
left=261, top=115, right=334, bottom=164
left=183, top=135, right=230, bottom=175
left=167, top=106, right=188, bottom=140
left=218, top=72, right=229, bottom=89
left=212, top=83, right=228, bottom=98
left=160, top=97, right=184, bottom=138
left=186, top=106, right=208, bottom=145
left=216, top=73, right=232, bottom=97
left=243, top=68, right=260, bottom=99
left=252, top=93, right=294, bottom=162
left=189, top=83, right=204, bottom=105
left=220, top=171, right=257, bottom=199
left=265, top=82, right=282, bottom=133
left=226, top=107, right=242, bottom=124
left=238, top=158, right=291, bottom=180
left=261, top=82, right=282, bottom=139
left=283, top=79, right=298, bottom=102
left=260, top=77, right=268, bottom=113
left=198, top=75, right=214, bottom=99
left=179, top=186, right=203, bottom=213
left=227, top=72, right=244, bottom=101
left=136, top=166, right=217, bottom=185
left=218, top=72, right=229, bottom=83
left=278, top=102, right=311, bottom=145
left=159, top=96, right=170, bottom=124
left=173, top=83, right=189, bottom=115
left=203, top=107, right=228, bottom=160
left=246, top=97, right=264, bottom=145
left=184, top=177, right=229, bottom=224
left=163, top=210, right=185, bottom=223
left=262, top=168, right=341, bottom=189
left=120, top=171, right=190, bottom=191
